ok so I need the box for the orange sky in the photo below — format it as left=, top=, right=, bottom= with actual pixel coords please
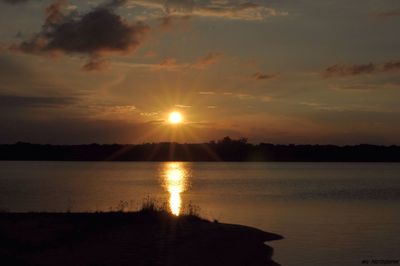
left=0, top=0, right=400, bottom=144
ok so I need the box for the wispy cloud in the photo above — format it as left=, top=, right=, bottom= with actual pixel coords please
left=323, top=60, right=400, bottom=77
left=175, top=104, right=192, bottom=108
left=158, top=57, right=180, bottom=69
left=370, top=10, right=400, bottom=19
left=0, top=94, right=76, bottom=108
left=329, top=82, right=400, bottom=90
left=156, top=52, right=223, bottom=70
left=82, top=56, right=110, bottom=71
left=158, top=15, right=191, bottom=29
left=193, top=52, right=223, bottom=69
left=252, top=72, right=276, bottom=80
left=198, top=91, right=215, bottom=95
left=140, top=111, right=158, bottom=116
left=131, top=0, right=288, bottom=21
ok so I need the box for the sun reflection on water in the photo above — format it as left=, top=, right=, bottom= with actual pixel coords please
left=161, top=162, right=190, bottom=216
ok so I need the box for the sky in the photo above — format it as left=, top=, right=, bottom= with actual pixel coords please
left=0, top=0, right=399, bottom=144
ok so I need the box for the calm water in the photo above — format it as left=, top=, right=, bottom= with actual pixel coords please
left=0, top=162, right=399, bottom=265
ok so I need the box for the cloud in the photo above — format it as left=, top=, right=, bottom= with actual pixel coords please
left=102, top=0, right=129, bottom=9
left=324, top=63, right=376, bottom=77
left=188, top=1, right=288, bottom=21
left=158, top=57, right=179, bottom=69
left=175, top=104, right=191, bottom=108
left=88, top=104, right=137, bottom=120
left=323, top=60, right=400, bottom=77
left=156, top=53, right=222, bottom=70
left=234, top=93, right=254, bottom=100
left=198, top=91, right=215, bottom=95
left=12, top=0, right=150, bottom=70
left=383, top=60, right=400, bottom=71
left=329, top=82, right=400, bottom=91
left=82, top=56, right=110, bottom=71
left=252, top=72, right=276, bottom=80
left=132, top=0, right=288, bottom=21
left=164, top=0, right=194, bottom=14
left=0, top=94, right=76, bottom=108
left=370, top=10, right=400, bottom=19
left=140, top=112, right=158, bottom=116
left=193, top=52, right=222, bottom=69
left=1, top=0, right=30, bottom=4
left=117, top=51, right=227, bottom=72
left=158, top=15, right=191, bottom=30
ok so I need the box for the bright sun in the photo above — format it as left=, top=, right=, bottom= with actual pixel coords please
left=168, top=111, right=183, bottom=124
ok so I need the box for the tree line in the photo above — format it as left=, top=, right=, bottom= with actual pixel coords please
left=1, top=137, right=400, bottom=162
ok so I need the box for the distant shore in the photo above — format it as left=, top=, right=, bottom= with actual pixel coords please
left=0, top=210, right=283, bottom=266
left=1, top=139, right=400, bottom=162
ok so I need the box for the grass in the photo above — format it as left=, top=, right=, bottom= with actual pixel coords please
left=1, top=197, right=203, bottom=220
left=138, top=196, right=202, bottom=218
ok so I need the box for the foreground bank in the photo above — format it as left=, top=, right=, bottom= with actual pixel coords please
left=0, top=210, right=283, bottom=266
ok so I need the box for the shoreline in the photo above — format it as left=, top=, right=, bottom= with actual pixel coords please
left=0, top=210, right=283, bottom=266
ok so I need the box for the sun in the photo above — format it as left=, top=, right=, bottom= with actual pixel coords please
left=168, top=111, right=183, bottom=124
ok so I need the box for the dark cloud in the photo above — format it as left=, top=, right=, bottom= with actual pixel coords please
left=252, top=72, right=276, bottom=80
left=0, top=94, right=76, bottom=107
left=323, top=60, right=400, bottom=78
left=383, top=60, right=400, bottom=71
left=12, top=0, right=150, bottom=70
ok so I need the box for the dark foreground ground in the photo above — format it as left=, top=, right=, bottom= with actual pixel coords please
left=0, top=210, right=283, bottom=266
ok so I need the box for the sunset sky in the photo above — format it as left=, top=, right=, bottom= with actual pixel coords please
left=0, top=0, right=399, bottom=144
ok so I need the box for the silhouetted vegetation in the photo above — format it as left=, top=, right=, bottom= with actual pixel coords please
left=137, top=197, right=201, bottom=218
left=0, top=209, right=282, bottom=266
left=1, top=137, right=400, bottom=161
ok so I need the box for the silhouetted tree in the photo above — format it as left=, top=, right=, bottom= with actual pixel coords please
left=0, top=138, right=399, bottom=162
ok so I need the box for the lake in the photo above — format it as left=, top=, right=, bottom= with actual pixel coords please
left=0, top=161, right=399, bottom=265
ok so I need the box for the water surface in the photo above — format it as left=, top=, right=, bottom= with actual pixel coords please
left=0, top=161, right=399, bottom=265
